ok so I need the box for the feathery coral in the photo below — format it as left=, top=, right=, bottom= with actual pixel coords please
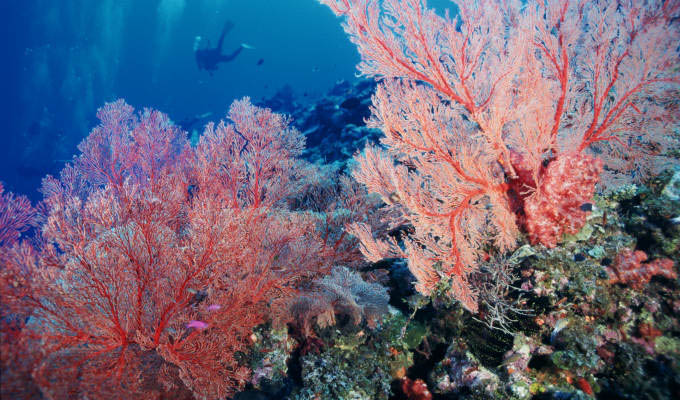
left=0, top=182, right=36, bottom=247
left=1, top=98, right=334, bottom=399
left=322, top=0, right=680, bottom=311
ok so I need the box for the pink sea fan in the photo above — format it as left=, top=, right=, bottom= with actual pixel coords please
left=0, top=182, right=36, bottom=247
left=1, top=98, right=333, bottom=399
left=322, top=0, right=680, bottom=311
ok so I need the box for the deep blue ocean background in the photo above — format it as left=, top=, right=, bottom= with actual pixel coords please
left=0, top=0, right=453, bottom=201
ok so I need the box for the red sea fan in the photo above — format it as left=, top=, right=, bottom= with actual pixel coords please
left=1, top=99, right=328, bottom=399
left=74, top=99, right=190, bottom=190
left=0, top=184, right=39, bottom=398
left=193, top=97, right=306, bottom=209
left=0, top=240, right=42, bottom=399
left=323, top=0, right=680, bottom=311
left=0, top=182, right=36, bottom=247
left=192, top=98, right=374, bottom=270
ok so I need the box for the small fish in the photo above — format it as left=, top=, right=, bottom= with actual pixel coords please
left=501, top=352, right=523, bottom=366
left=363, top=269, right=389, bottom=284
left=207, top=304, right=221, bottom=311
left=550, top=318, right=569, bottom=344
left=189, top=290, right=208, bottom=306
left=256, top=58, right=264, bottom=66
left=186, top=320, right=209, bottom=330
left=573, top=253, right=585, bottom=262
left=580, top=202, right=593, bottom=212
left=240, top=43, right=255, bottom=50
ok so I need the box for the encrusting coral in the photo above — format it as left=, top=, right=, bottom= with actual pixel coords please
left=607, top=248, right=676, bottom=289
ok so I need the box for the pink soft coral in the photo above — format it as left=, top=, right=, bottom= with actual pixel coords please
left=323, top=0, right=680, bottom=311
left=523, top=153, right=603, bottom=248
left=1, top=98, right=334, bottom=399
left=0, top=182, right=35, bottom=247
left=607, top=248, right=676, bottom=289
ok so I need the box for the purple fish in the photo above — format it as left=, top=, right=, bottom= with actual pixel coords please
left=186, top=320, right=209, bottom=330
left=207, top=304, right=221, bottom=311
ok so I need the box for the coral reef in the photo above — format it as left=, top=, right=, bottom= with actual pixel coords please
left=1, top=1, right=680, bottom=399
left=291, top=310, right=411, bottom=400
left=323, top=0, right=680, bottom=312
left=0, top=99, right=372, bottom=399
left=1, top=67, right=679, bottom=400
left=260, top=79, right=380, bottom=166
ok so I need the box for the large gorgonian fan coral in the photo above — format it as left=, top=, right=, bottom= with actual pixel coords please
left=0, top=99, right=339, bottom=399
left=323, top=0, right=680, bottom=312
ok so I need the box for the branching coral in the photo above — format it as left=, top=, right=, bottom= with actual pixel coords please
left=0, top=98, right=352, bottom=399
left=0, top=182, right=36, bottom=247
left=322, top=0, right=680, bottom=311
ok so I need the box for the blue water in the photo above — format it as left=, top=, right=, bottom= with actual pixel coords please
left=0, top=0, right=456, bottom=201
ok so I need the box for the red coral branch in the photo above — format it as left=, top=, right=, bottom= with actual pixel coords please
left=0, top=183, right=36, bottom=247
left=323, top=0, right=680, bottom=311
left=1, top=99, right=331, bottom=399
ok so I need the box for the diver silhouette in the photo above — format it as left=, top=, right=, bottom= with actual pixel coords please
left=194, top=21, right=250, bottom=75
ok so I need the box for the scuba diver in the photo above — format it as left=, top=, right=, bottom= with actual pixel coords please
left=194, top=21, right=252, bottom=75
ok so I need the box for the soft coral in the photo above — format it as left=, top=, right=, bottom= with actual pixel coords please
left=1, top=98, right=332, bottom=399
left=522, top=153, right=603, bottom=248
left=323, top=0, right=680, bottom=311
left=0, top=182, right=35, bottom=247
left=607, top=248, right=676, bottom=289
